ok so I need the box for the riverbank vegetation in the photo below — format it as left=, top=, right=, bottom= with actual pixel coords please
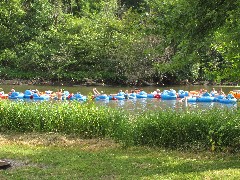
left=1, top=133, right=240, bottom=179
left=0, top=100, right=239, bottom=152
left=0, top=0, right=240, bottom=85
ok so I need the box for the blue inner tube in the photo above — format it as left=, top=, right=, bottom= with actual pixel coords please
left=187, top=97, right=197, bottom=102
left=95, top=95, right=109, bottom=101
left=197, top=96, right=214, bottom=102
left=136, top=94, right=147, bottom=98
left=147, top=94, right=154, bottom=98
left=161, top=94, right=177, bottom=100
left=9, top=92, right=24, bottom=99
left=219, top=98, right=237, bottom=104
left=109, top=95, right=125, bottom=100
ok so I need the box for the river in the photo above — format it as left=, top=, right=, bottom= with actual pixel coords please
left=1, top=84, right=239, bottom=95
left=1, top=84, right=239, bottom=112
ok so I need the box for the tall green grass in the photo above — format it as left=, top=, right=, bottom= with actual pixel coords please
left=0, top=100, right=239, bottom=151
left=0, top=100, right=129, bottom=139
left=132, top=109, right=240, bottom=151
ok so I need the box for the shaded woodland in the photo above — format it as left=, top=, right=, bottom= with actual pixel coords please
left=0, top=0, right=239, bottom=85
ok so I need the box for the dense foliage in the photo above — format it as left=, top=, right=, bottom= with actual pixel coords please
left=0, top=100, right=239, bottom=151
left=0, top=0, right=239, bottom=85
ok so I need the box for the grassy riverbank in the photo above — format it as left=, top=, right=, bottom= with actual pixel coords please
left=1, top=133, right=240, bottom=179
left=0, top=100, right=239, bottom=151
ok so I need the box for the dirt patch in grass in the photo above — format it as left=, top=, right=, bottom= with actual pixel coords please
left=0, top=133, right=120, bottom=152
left=0, top=159, right=47, bottom=171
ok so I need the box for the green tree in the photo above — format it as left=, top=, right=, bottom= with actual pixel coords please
left=145, top=0, right=239, bottom=84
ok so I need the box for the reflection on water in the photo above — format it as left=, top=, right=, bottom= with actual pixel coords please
left=95, top=98, right=237, bottom=113
left=187, top=101, right=238, bottom=110
left=8, top=97, right=238, bottom=113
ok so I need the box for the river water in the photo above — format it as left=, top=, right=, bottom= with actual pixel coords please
left=1, top=84, right=239, bottom=112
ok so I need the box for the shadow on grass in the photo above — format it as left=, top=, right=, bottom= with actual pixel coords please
left=0, top=133, right=240, bottom=179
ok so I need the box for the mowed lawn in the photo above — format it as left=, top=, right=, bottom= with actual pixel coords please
left=0, top=133, right=240, bottom=180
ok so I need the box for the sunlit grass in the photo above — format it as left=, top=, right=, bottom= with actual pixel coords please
left=0, top=133, right=240, bottom=179
left=0, top=100, right=240, bottom=151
